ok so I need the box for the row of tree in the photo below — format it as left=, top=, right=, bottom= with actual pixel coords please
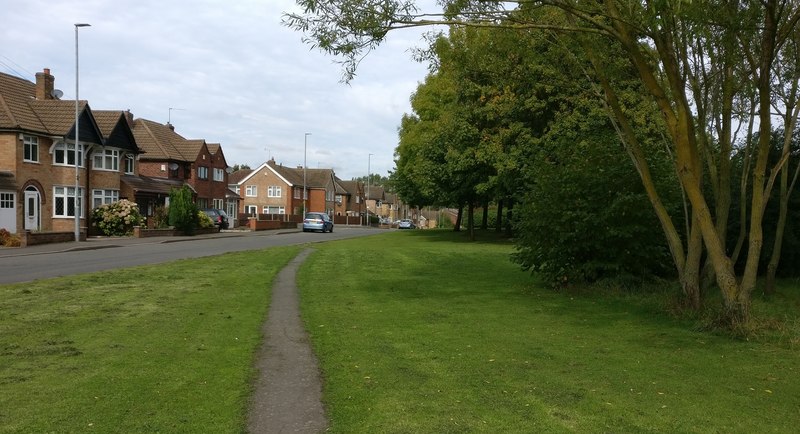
left=285, top=0, right=800, bottom=329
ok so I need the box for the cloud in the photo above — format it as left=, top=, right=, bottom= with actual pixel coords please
left=1, top=0, right=436, bottom=179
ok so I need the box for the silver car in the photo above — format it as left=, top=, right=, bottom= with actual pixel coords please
left=398, top=219, right=415, bottom=229
left=303, top=212, right=334, bottom=233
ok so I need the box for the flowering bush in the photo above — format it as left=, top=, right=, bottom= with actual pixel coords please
left=91, top=199, right=143, bottom=236
left=198, top=211, right=214, bottom=229
left=0, top=228, right=21, bottom=247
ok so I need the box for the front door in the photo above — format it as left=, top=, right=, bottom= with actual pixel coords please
left=24, top=188, right=40, bottom=231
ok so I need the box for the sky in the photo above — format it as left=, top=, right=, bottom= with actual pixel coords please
left=1, top=0, right=439, bottom=180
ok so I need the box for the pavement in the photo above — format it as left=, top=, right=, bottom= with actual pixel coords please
left=0, top=227, right=301, bottom=258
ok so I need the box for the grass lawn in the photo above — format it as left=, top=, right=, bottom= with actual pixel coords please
left=2, top=231, right=799, bottom=433
left=298, top=230, right=800, bottom=433
left=0, top=246, right=300, bottom=433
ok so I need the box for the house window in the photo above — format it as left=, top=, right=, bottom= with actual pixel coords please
left=246, top=186, right=257, bottom=197
left=234, top=186, right=240, bottom=195
left=196, top=198, right=208, bottom=209
left=53, top=186, right=83, bottom=217
left=92, top=149, right=120, bottom=171
left=356, top=195, right=361, bottom=204
left=213, top=198, right=223, bottom=209
left=124, top=155, right=135, bottom=174
left=213, top=168, right=224, bottom=182
left=326, top=190, right=334, bottom=201
left=264, top=206, right=285, bottom=214
left=23, top=135, right=39, bottom=162
left=335, top=194, right=343, bottom=204
left=0, top=193, right=14, bottom=208
left=268, top=185, right=282, bottom=198
left=245, top=205, right=258, bottom=215
left=197, top=166, right=209, bottom=180
left=92, top=189, right=119, bottom=208
left=53, top=143, right=84, bottom=167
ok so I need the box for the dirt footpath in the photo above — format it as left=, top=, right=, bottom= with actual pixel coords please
left=247, top=249, right=328, bottom=433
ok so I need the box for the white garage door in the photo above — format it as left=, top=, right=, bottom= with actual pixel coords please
left=0, top=191, right=16, bottom=233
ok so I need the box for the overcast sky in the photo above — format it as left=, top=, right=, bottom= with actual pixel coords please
left=2, top=0, right=438, bottom=180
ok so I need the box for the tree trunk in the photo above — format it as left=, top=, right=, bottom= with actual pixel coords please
left=468, top=202, right=475, bottom=241
left=495, top=199, right=504, bottom=233
left=481, top=201, right=489, bottom=230
left=454, top=204, right=463, bottom=232
left=505, top=201, right=514, bottom=237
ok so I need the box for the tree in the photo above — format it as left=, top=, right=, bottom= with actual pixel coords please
left=285, top=0, right=800, bottom=328
left=168, top=185, right=199, bottom=235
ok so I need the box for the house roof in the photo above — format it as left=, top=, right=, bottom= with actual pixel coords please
left=228, top=169, right=253, bottom=185
left=0, top=171, right=16, bottom=191
left=132, top=119, right=194, bottom=161
left=92, top=110, right=140, bottom=153
left=0, top=71, right=101, bottom=143
left=366, top=185, right=385, bottom=201
left=337, top=180, right=361, bottom=196
left=121, top=174, right=188, bottom=195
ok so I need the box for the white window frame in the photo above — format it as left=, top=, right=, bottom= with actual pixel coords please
left=197, top=166, right=209, bottom=180
left=53, top=143, right=84, bottom=167
left=213, top=198, right=223, bottom=209
left=213, top=168, right=224, bottom=182
left=268, top=185, right=282, bottom=198
left=23, top=135, right=39, bottom=163
left=92, top=189, right=119, bottom=208
left=245, top=205, right=258, bottom=215
left=234, top=186, right=241, bottom=195
left=124, top=155, right=135, bottom=174
left=92, top=149, right=120, bottom=171
left=53, top=186, right=83, bottom=218
left=246, top=185, right=257, bottom=197
left=0, top=192, right=14, bottom=208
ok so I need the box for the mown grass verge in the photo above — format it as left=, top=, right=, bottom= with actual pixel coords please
left=0, top=246, right=300, bottom=433
left=299, top=230, right=800, bottom=433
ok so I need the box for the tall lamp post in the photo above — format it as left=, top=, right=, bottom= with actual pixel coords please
left=74, top=23, right=90, bottom=242
left=366, top=153, right=373, bottom=226
left=303, top=133, right=311, bottom=214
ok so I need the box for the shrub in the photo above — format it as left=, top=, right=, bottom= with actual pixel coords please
left=91, top=199, right=144, bottom=236
left=168, top=186, right=198, bottom=235
left=198, top=211, right=214, bottom=229
left=151, top=205, right=170, bottom=229
left=0, top=228, right=21, bottom=247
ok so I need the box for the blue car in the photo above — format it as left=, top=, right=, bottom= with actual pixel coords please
left=303, top=212, right=334, bottom=233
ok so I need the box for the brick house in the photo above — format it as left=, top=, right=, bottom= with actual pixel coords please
left=0, top=68, right=107, bottom=235
left=336, top=179, right=364, bottom=218
left=132, top=118, right=234, bottom=221
left=231, top=158, right=338, bottom=217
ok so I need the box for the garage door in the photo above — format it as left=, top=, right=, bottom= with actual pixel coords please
left=0, top=191, right=16, bottom=233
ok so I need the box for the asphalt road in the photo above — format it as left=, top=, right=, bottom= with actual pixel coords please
left=0, top=227, right=379, bottom=285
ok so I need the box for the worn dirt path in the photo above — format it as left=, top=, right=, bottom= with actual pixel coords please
left=247, top=249, right=328, bottom=433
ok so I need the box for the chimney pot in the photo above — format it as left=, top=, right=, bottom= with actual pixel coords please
left=35, top=68, right=55, bottom=100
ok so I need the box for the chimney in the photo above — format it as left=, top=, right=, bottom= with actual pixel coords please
left=35, top=68, right=55, bottom=100
left=124, top=110, right=134, bottom=126
left=166, top=122, right=175, bottom=131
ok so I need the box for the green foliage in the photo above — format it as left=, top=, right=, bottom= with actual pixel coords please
left=168, top=186, right=198, bottom=235
left=198, top=211, right=215, bottom=229
left=150, top=205, right=169, bottom=229
left=91, top=199, right=144, bottom=236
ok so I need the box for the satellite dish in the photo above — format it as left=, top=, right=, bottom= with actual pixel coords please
left=168, top=163, right=179, bottom=170
left=225, top=167, right=233, bottom=174
left=51, top=89, right=64, bottom=99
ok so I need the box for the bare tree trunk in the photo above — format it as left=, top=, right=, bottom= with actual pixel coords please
left=454, top=204, right=463, bottom=232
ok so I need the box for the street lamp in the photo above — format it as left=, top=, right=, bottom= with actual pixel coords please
left=74, top=23, right=90, bottom=242
left=366, top=153, right=373, bottom=226
left=303, top=133, right=311, bottom=214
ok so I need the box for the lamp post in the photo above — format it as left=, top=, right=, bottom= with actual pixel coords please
left=303, top=133, right=311, bottom=214
left=366, top=153, right=373, bottom=226
left=74, top=23, right=90, bottom=242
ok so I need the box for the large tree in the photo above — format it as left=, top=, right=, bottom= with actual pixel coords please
left=285, top=0, right=800, bottom=327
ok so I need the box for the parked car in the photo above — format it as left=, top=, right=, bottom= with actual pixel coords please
left=398, top=219, right=416, bottom=229
left=303, top=212, right=334, bottom=233
left=202, top=208, right=229, bottom=229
